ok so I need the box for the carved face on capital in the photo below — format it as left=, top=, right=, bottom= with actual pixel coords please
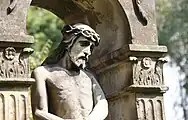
left=68, top=36, right=95, bottom=69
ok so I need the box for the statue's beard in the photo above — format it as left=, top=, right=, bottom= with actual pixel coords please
left=74, top=59, right=87, bottom=69
left=69, top=52, right=89, bottom=70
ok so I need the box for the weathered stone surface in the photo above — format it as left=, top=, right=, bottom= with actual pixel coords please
left=90, top=44, right=167, bottom=70
left=0, top=0, right=32, bottom=38
left=118, top=0, right=158, bottom=44
left=98, top=62, right=132, bottom=96
left=107, top=93, right=137, bottom=120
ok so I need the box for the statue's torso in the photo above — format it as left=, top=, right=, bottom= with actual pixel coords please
left=46, top=66, right=93, bottom=119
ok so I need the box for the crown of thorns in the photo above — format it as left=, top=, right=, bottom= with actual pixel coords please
left=62, top=24, right=100, bottom=46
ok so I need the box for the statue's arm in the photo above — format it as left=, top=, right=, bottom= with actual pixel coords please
left=33, top=67, right=74, bottom=120
left=89, top=77, right=108, bottom=120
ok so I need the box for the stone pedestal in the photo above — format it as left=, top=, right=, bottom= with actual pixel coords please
left=0, top=0, right=34, bottom=120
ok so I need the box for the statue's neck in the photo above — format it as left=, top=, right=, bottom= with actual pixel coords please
left=57, top=52, right=80, bottom=75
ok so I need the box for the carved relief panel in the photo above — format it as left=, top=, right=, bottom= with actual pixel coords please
left=0, top=47, right=32, bottom=79
left=130, top=57, right=167, bottom=86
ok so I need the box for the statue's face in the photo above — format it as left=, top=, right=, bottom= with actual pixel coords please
left=69, top=36, right=95, bottom=69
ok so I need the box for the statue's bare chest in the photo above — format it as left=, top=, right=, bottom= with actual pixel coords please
left=47, top=69, right=93, bottom=117
left=47, top=69, right=92, bottom=103
left=48, top=70, right=92, bottom=92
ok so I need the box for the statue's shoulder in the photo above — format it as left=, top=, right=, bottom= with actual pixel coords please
left=33, top=65, right=62, bottom=72
left=32, top=66, right=51, bottom=79
left=84, top=69, right=98, bottom=81
left=42, top=65, right=72, bottom=78
left=33, top=66, right=49, bottom=73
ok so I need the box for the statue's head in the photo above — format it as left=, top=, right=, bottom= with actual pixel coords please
left=61, top=23, right=100, bottom=69
left=61, top=23, right=100, bottom=49
left=42, top=23, right=100, bottom=69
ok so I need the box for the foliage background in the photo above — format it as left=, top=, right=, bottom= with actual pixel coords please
left=157, top=0, right=188, bottom=119
left=27, top=7, right=64, bottom=70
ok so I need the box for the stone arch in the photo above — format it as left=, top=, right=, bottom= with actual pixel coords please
left=30, top=0, right=132, bottom=64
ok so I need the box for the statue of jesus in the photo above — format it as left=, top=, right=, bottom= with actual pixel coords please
left=31, top=23, right=108, bottom=120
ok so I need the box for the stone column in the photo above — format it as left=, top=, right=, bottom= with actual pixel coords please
left=91, top=0, right=168, bottom=120
left=93, top=45, right=168, bottom=120
left=0, top=0, right=34, bottom=120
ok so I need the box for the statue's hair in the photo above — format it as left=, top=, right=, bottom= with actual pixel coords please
left=42, top=23, right=100, bottom=65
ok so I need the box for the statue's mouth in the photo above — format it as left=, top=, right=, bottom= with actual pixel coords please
left=78, top=56, right=87, bottom=61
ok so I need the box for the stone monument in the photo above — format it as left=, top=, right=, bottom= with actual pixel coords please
left=31, top=23, right=108, bottom=120
left=0, top=0, right=34, bottom=120
left=0, top=0, right=168, bottom=120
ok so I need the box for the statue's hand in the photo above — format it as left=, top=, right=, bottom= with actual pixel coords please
left=83, top=116, right=95, bottom=120
left=82, top=116, right=89, bottom=120
left=88, top=115, right=100, bottom=120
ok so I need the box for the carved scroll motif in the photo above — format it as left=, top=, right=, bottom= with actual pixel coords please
left=7, top=0, right=17, bottom=15
left=0, top=47, right=28, bottom=78
left=131, top=57, right=167, bottom=86
left=134, top=0, right=148, bottom=26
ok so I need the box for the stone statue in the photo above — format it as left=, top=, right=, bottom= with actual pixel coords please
left=31, top=23, right=108, bottom=120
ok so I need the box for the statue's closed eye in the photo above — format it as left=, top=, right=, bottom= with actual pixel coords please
left=79, top=41, right=90, bottom=47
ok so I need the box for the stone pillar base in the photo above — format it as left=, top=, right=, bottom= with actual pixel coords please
left=0, top=78, right=34, bottom=120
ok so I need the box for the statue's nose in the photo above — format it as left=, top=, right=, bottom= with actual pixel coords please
left=83, top=46, right=91, bottom=56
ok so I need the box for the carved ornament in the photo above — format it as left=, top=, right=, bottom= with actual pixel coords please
left=7, top=0, right=18, bottom=15
left=4, top=47, right=16, bottom=60
left=0, top=47, right=29, bottom=78
left=130, top=57, right=167, bottom=86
